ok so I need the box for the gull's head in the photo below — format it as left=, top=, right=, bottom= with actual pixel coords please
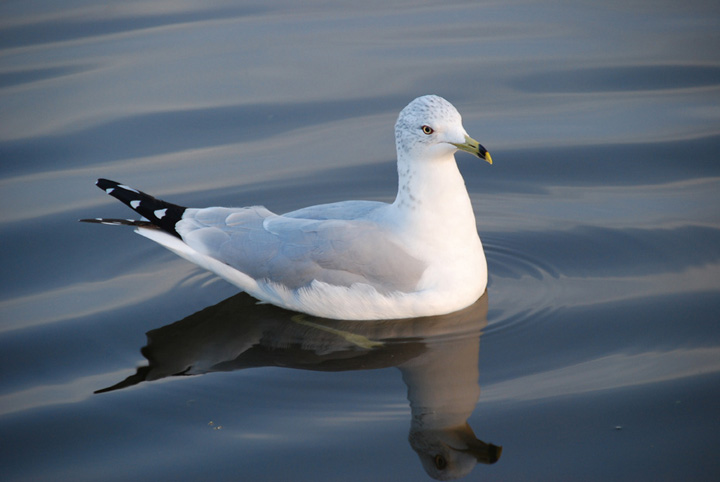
left=395, top=95, right=492, bottom=165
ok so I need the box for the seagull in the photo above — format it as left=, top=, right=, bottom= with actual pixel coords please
left=83, top=95, right=492, bottom=320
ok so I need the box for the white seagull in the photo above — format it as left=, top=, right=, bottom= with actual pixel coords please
left=83, top=95, right=492, bottom=320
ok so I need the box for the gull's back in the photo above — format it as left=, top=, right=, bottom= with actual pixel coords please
left=176, top=201, right=427, bottom=294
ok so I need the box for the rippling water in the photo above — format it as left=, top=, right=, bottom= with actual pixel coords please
left=2, top=1, right=720, bottom=481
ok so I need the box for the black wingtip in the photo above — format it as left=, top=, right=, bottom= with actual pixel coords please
left=79, top=217, right=157, bottom=228
left=92, top=179, right=187, bottom=238
left=96, top=178, right=127, bottom=194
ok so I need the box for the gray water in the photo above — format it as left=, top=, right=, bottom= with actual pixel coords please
left=1, top=1, right=720, bottom=481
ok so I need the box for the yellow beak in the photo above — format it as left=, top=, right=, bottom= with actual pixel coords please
left=451, top=135, right=492, bottom=164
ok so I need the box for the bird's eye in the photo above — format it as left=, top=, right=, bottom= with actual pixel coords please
left=421, top=125, right=434, bottom=135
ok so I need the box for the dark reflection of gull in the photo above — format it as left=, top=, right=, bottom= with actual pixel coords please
left=98, top=292, right=501, bottom=480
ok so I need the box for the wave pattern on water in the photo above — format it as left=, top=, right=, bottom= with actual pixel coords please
left=512, top=65, right=720, bottom=93
left=1, top=1, right=720, bottom=481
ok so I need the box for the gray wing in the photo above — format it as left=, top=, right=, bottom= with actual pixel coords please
left=176, top=204, right=427, bottom=293
left=283, top=200, right=387, bottom=221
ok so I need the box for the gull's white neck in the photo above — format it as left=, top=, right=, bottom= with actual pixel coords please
left=391, top=151, right=478, bottom=242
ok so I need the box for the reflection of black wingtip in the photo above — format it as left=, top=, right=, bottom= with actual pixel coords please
left=94, top=365, right=152, bottom=394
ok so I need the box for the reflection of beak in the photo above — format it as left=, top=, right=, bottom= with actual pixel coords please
left=453, top=422, right=503, bottom=464
left=461, top=438, right=503, bottom=465
left=451, top=135, right=493, bottom=164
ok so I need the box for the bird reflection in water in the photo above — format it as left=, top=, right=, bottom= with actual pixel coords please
left=97, top=292, right=501, bottom=480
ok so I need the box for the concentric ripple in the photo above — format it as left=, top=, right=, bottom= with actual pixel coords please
left=482, top=234, right=565, bottom=339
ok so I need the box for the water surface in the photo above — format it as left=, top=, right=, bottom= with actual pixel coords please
left=1, top=1, right=719, bottom=481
